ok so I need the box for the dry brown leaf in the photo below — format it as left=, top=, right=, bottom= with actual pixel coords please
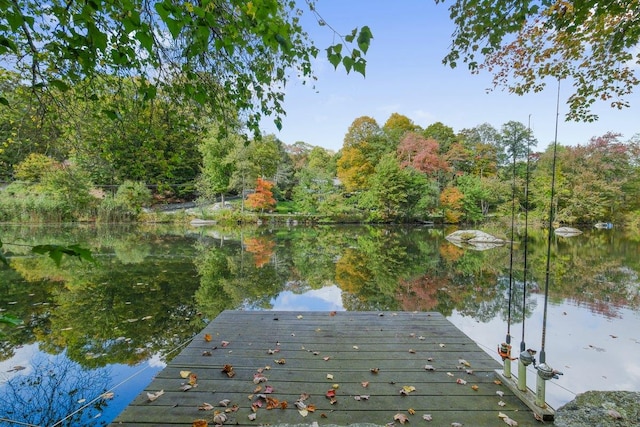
left=189, top=373, right=198, bottom=386
left=192, top=419, right=208, bottom=427
left=198, top=402, right=214, bottom=411
left=218, top=399, right=231, bottom=407
left=212, top=412, right=227, bottom=424
left=409, top=349, right=416, bottom=353
left=307, top=404, right=316, bottom=412
left=221, top=340, right=230, bottom=347
left=408, top=408, right=416, bottom=415
left=274, top=358, right=286, bottom=364
left=361, top=381, right=370, bottom=388
left=471, top=385, right=479, bottom=391
left=147, top=390, right=164, bottom=402
left=370, top=367, right=380, bottom=374
left=494, top=379, right=502, bottom=385
left=204, top=333, right=212, bottom=342
left=279, top=400, right=288, bottom=409
left=222, top=364, right=234, bottom=378
left=456, top=378, right=467, bottom=385
left=394, top=413, right=409, bottom=424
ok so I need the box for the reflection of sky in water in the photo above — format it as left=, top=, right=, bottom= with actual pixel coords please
left=0, top=345, right=163, bottom=426
left=271, top=288, right=640, bottom=410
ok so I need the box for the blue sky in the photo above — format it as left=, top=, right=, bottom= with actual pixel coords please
left=261, top=1, right=640, bottom=152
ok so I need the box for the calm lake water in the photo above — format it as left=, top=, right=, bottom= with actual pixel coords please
left=1, top=223, right=639, bottom=426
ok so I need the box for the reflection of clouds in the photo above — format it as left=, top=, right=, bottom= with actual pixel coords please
left=448, top=296, right=640, bottom=409
left=0, top=343, right=39, bottom=382
left=271, top=285, right=344, bottom=311
left=147, top=353, right=167, bottom=369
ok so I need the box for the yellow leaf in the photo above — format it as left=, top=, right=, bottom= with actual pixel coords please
left=180, top=371, right=191, bottom=378
left=408, top=408, right=416, bottom=415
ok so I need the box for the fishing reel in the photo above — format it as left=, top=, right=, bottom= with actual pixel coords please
left=498, top=342, right=514, bottom=361
left=536, top=363, right=563, bottom=380
left=519, top=348, right=537, bottom=366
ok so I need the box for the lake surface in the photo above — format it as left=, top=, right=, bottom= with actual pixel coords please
left=1, top=223, right=639, bottom=426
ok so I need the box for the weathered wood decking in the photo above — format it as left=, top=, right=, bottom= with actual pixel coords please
left=111, top=311, right=543, bottom=426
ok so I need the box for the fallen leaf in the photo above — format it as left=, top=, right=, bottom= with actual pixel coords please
left=192, top=419, right=208, bottom=427
left=370, top=367, right=380, bottom=374
left=330, top=311, right=337, bottom=316
left=332, top=383, right=340, bottom=389
left=327, top=373, right=334, bottom=380
left=101, top=392, right=114, bottom=399
left=180, top=370, right=191, bottom=378
left=180, top=384, right=194, bottom=391
left=423, top=414, right=433, bottom=421
left=219, top=399, right=231, bottom=407
left=266, top=397, right=280, bottom=409
left=361, top=381, right=370, bottom=388
left=456, top=378, right=467, bottom=385
left=451, top=423, right=463, bottom=427
left=280, top=400, right=288, bottom=409
left=458, top=359, right=470, bottom=367
left=447, top=372, right=454, bottom=377
left=204, top=334, right=212, bottom=342
left=297, top=314, right=303, bottom=319
left=248, top=413, right=257, bottom=421
left=197, top=402, right=213, bottom=411
left=498, top=401, right=506, bottom=407
left=267, top=348, right=279, bottom=354
left=221, top=340, right=229, bottom=347
left=189, top=373, right=198, bottom=386
left=299, top=393, right=310, bottom=401
left=501, top=415, right=518, bottom=426
left=147, top=390, right=164, bottom=402
left=408, top=408, right=416, bottom=415
left=307, top=403, right=316, bottom=412
left=274, top=358, right=286, bottom=364
left=400, top=385, right=416, bottom=395
left=439, top=343, right=446, bottom=348
left=496, top=390, right=505, bottom=397
left=323, top=356, right=331, bottom=361
left=212, top=412, right=227, bottom=424
left=202, top=351, right=212, bottom=356
left=419, top=336, right=426, bottom=340
left=298, top=409, right=309, bottom=417
left=264, top=385, right=274, bottom=393
left=424, top=364, right=436, bottom=371
left=471, top=385, right=479, bottom=391
left=253, top=385, right=262, bottom=393
left=222, top=365, right=235, bottom=378
left=409, top=349, right=416, bottom=354
left=353, top=345, right=359, bottom=350
left=494, top=380, right=503, bottom=385
left=325, top=389, right=336, bottom=398
left=466, top=369, right=474, bottom=375
left=409, top=333, right=416, bottom=337
left=427, top=357, right=434, bottom=361
left=394, top=413, right=409, bottom=424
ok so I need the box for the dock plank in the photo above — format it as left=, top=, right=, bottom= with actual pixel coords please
left=111, top=311, right=543, bottom=426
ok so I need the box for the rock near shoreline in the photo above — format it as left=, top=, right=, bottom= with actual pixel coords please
left=554, top=391, right=640, bottom=426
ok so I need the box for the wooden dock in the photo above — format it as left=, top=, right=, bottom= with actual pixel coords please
left=111, top=311, right=543, bottom=426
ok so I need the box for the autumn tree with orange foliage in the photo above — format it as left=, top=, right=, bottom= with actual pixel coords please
left=246, top=178, right=276, bottom=213
left=439, top=186, right=464, bottom=223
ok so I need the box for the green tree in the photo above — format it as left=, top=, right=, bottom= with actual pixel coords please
left=197, top=125, right=242, bottom=204
left=1, top=0, right=372, bottom=132
left=383, top=113, right=420, bottom=145
left=440, top=0, right=640, bottom=121
left=456, top=174, right=490, bottom=223
left=423, top=122, right=457, bottom=154
left=361, top=154, right=434, bottom=222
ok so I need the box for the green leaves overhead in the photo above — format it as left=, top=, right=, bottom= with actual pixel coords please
left=326, top=26, right=372, bottom=76
left=31, top=244, right=96, bottom=267
left=1, top=0, right=371, bottom=133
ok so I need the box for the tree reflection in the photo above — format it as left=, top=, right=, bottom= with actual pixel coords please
left=0, top=353, right=111, bottom=427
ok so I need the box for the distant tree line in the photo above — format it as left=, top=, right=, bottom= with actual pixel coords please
left=1, top=70, right=639, bottom=225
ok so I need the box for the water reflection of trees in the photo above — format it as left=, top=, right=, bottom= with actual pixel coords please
left=190, top=225, right=640, bottom=320
left=0, top=353, right=111, bottom=426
